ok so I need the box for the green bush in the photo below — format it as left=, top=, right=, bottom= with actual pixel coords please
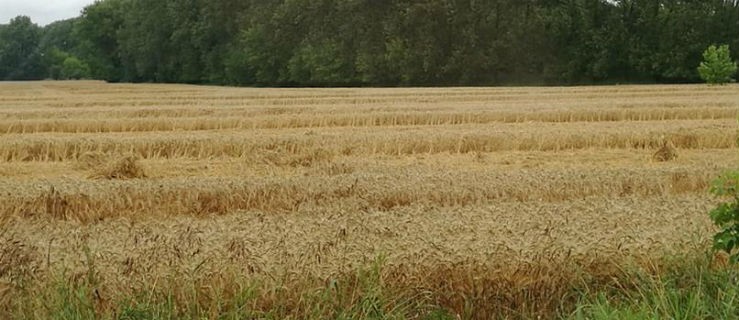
left=697, top=45, right=737, bottom=85
left=710, top=171, right=739, bottom=263
left=61, top=56, right=91, bottom=80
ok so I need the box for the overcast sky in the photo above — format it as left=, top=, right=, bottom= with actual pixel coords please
left=1, top=0, right=95, bottom=26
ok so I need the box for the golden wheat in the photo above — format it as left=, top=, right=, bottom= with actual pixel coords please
left=0, top=81, right=737, bottom=318
left=0, top=120, right=734, bottom=162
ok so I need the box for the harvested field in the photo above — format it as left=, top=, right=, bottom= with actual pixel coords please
left=0, top=81, right=737, bottom=318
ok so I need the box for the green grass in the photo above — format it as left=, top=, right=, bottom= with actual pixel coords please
left=4, top=253, right=739, bottom=319
left=3, top=258, right=455, bottom=320
left=566, top=254, right=739, bottom=320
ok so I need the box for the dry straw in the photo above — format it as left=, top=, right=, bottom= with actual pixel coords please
left=74, top=151, right=110, bottom=170
left=653, top=138, right=678, bottom=162
left=88, top=154, right=147, bottom=180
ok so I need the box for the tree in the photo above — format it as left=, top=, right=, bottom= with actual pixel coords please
left=288, top=39, right=354, bottom=85
left=0, top=16, right=44, bottom=80
left=75, top=0, right=129, bottom=81
left=698, top=44, right=737, bottom=84
left=3, top=0, right=739, bottom=86
left=40, top=19, right=79, bottom=54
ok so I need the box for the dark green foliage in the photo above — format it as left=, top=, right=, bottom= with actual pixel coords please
left=43, top=49, right=90, bottom=80
left=698, top=45, right=738, bottom=85
left=74, top=0, right=128, bottom=81
left=2, top=0, right=739, bottom=86
left=0, top=16, right=44, bottom=80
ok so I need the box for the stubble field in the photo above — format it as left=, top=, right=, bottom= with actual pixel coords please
left=0, top=81, right=737, bottom=319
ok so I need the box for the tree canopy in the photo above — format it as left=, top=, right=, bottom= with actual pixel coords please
left=1, top=0, right=738, bottom=86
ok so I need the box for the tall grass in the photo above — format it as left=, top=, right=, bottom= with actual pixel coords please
left=4, top=257, right=449, bottom=320
left=568, top=253, right=739, bottom=319
left=4, top=252, right=737, bottom=319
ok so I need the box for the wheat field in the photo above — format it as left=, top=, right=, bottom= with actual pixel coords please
left=1, top=81, right=737, bottom=318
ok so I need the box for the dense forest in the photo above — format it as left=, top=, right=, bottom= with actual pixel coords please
left=0, top=0, right=738, bottom=86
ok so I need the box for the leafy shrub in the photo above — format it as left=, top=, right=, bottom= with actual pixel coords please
left=710, top=171, right=739, bottom=263
left=61, top=56, right=91, bottom=80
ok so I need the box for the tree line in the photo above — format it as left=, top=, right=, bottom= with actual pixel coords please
left=1, top=0, right=738, bottom=86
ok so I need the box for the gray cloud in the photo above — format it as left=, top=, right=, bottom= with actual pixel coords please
left=1, top=0, right=95, bottom=26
